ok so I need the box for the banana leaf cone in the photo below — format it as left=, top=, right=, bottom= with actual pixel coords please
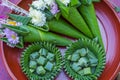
left=56, top=0, right=93, bottom=38
left=2, top=24, right=73, bottom=46
left=78, top=2, right=104, bottom=48
left=48, top=18, right=88, bottom=39
left=9, top=14, right=88, bottom=39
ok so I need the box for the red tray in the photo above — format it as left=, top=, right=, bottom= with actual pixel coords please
left=0, top=0, right=120, bottom=80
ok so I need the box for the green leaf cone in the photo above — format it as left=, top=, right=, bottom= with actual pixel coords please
left=23, top=25, right=72, bottom=46
left=3, top=24, right=72, bottom=46
left=63, top=7, right=93, bottom=38
left=8, top=14, right=88, bottom=39
left=48, top=18, right=88, bottom=39
left=64, top=38, right=106, bottom=80
left=78, top=3, right=104, bottom=49
left=56, top=0, right=93, bottom=38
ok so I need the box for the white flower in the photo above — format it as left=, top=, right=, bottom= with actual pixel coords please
left=43, top=0, right=55, bottom=6
left=29, top=9, right=46, bottom=26
left=60, top=0, right=70, bottom=6
left=29, top=7, right=34, bottom=12
left=32, top=0, right=46, bottom=10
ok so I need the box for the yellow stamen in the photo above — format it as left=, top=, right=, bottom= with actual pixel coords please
left=11, top=35, right=16, bottom=40
left=8, top=21, right=17, bottom=26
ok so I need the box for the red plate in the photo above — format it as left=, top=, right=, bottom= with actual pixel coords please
left=0, top=0, right=120, bottom=80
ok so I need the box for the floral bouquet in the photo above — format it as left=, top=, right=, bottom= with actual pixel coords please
left=0, top=0, right=103, bottom=48
left=0, top=0, right=94, bottom=48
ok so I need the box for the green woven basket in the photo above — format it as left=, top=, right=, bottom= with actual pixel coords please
left=64, top=38, right=106, bottom=80
left=20, top=42, right=63, bottom=80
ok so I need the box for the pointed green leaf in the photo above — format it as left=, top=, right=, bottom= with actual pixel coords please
left=16, top=36, right=24, bottom=48
left=2, top=24, right=30, bottom=36
left=55, top=12, right=61, bottom=20
left=78, top=3, right=104, bottom=48
left=70, top=0, right=81, bottom=7
left=59, top=6, right=70, bottom=18
left=0, top=37, right=8, bottom=43
left=8, top=14, right=31, bottom=25
left=28, top=23, right=49, bottom=32
left=0, top=37, right=24, bottom=48
left=61, top=7, right=93, bottom=38
left=44, top=9, right=54, bottom=21
left=80, top=0, right=92, bottom=5
left=93, top=37, right=98, bottom=43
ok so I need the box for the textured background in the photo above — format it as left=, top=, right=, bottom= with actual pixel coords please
left=0, top=0, right=119, bottom=80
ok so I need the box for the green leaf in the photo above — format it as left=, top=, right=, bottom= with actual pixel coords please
left=93, top=37, right=98, bottom=43
left=78, top=3, right=104, bottom=48
left=87, top=49, right=96, bottom=59
left=92, top=0, right=101, bottom=2
left=55, top=12, right=61, bottom=20
left=0, top=36, right=24, bottom=48
left=0, top=37, right=8, bottom=43
left=80, top=0, right=92, bottom=5
left=70, top=0, right=81, bottom=7
left=56, top=0, right=66, bottom=6
left=28, top=23, right=49, bottom=32
left=43, top=23, right=49, bottom=31
left=59, top=6, right=70, bottom=18
left=2, top=24, right=30, bottom=36
left=8, top=14, right=31, bottom=25
left=16, top=36, right=24, bottom=48
left=114, top=7, right=120, bottom=13
left=44, top=9, right=54, bottom=21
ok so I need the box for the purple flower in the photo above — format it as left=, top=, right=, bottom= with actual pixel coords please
left=3, top=28, right=11, bottom=36
left=50, top=2, right=59, bottom=15
left=3, top=28, right=19, bottom=45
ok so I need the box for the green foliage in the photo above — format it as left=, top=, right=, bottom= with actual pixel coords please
left=20, top=42, right=63, bottom=80
left=64, top=38, right=106, bottom=79
left=2, top=24, right=30, bottom=36
left=70, top=0, right=81, bottom=7
left=0, top=36, right=24, bottom=48
left=8, top=14, right=31, bottom=25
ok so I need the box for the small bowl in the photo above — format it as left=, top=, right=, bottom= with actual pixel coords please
left=20, top=42, right=63, bottom=80
left=64, top=38, right=106, bottom=80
